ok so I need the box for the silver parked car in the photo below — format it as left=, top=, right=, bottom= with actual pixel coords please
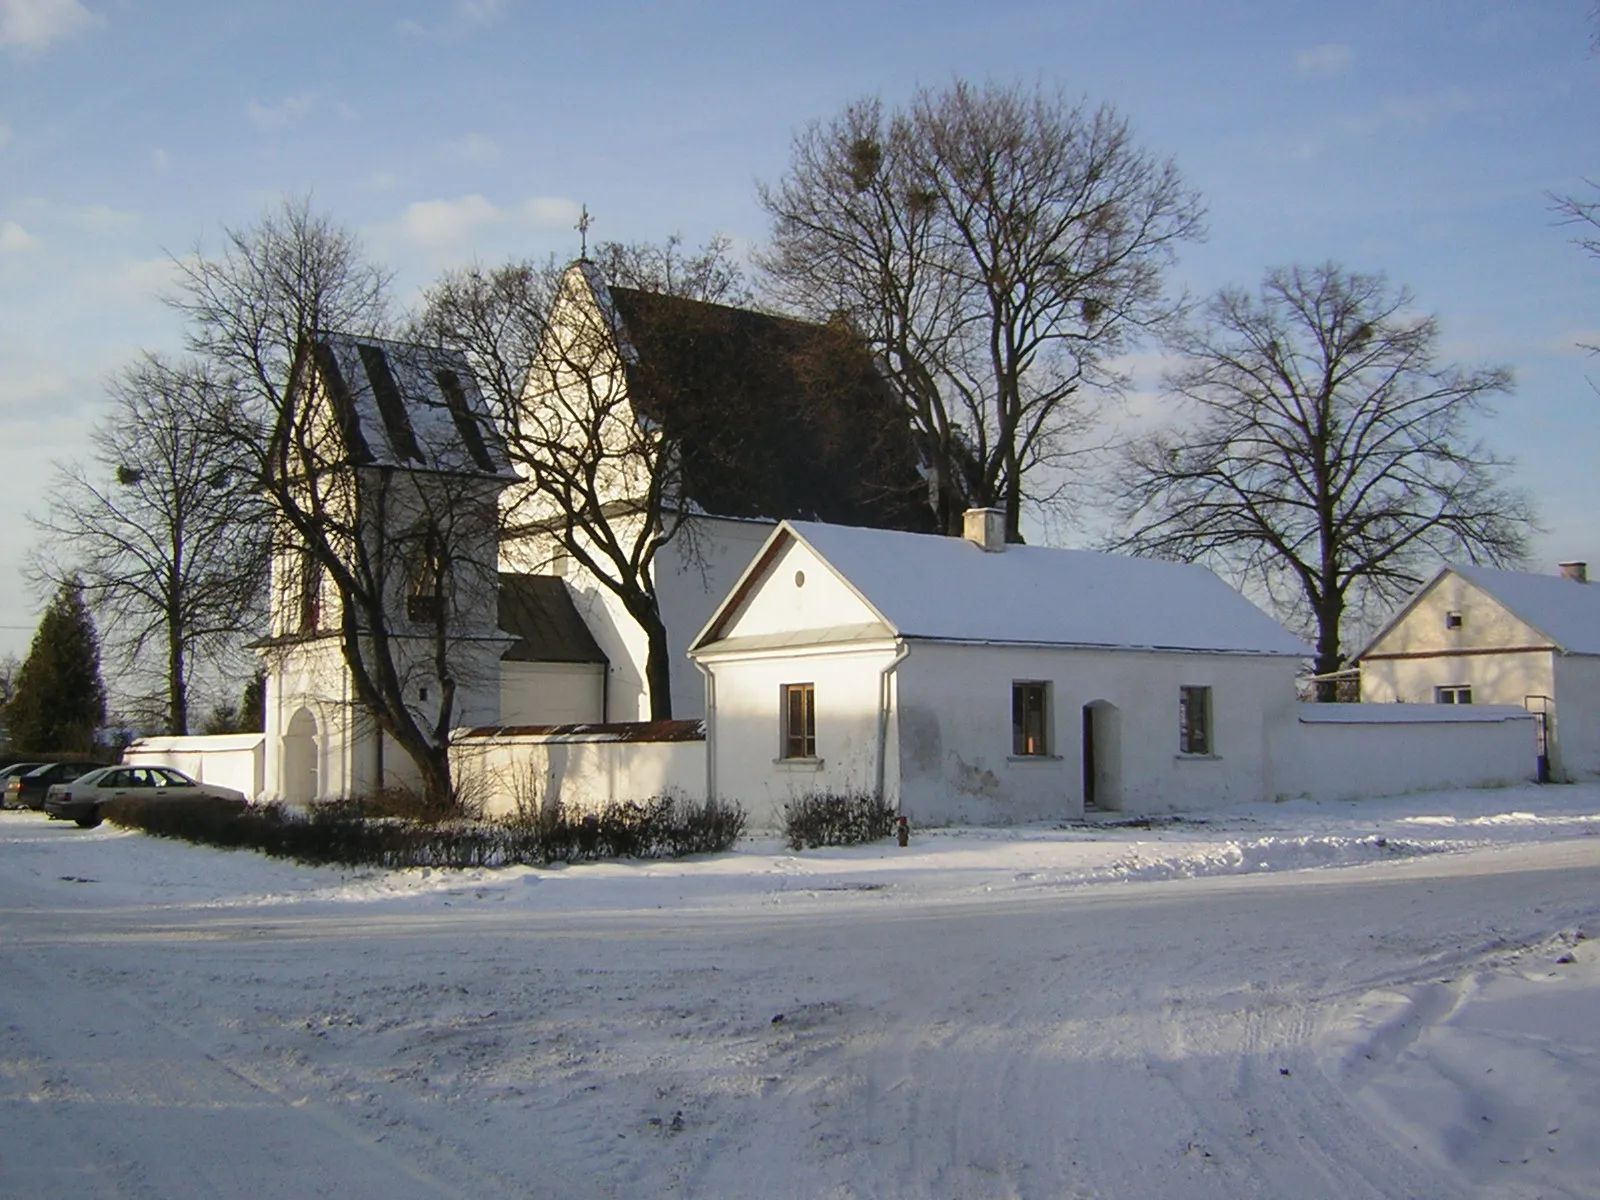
left=44, top=766, right=247, bottom=828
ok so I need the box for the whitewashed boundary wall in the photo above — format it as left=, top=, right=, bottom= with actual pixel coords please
left=451, top=722, right=706, bottom=817
left=1275, top=705, right=1537, bottom=802
left=122, top=734, right=266, bottom=801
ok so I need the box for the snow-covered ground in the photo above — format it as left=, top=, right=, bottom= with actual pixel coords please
left=2, top=783, right=1597, bottom=1198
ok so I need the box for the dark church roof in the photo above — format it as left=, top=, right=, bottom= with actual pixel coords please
left=498, top=573, right=607, bottom=664
left=301, top=334, right=512, bottom=478
left=604, top=286, right=936, bottom=533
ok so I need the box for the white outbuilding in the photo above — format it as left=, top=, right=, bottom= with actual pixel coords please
left=1355, top=561, right=1600, bottom=781
left=689, top=512, right=1310, bottom=826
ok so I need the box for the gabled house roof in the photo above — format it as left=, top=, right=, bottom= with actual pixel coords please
left=301, top=333, right=512, bottom=478
left=582, top=272, right=935, bottom=533
left=693, top=521, right=1309, bottom=658
left=1355, top=564, right=1600, bottom=658
left=497, top=574, right=607, bottom=664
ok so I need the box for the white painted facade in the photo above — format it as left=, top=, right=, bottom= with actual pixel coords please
left=1275, top=705, right=1536, bottom=802
left=1357, top=564, right=1600, bottom=780
left=259, top=336, right=514, bottom=803
left=123, top=734, right=266, bottom=801
left=691, top=521, right=1311, bottom=827
left=500, top=514, right=773, bottom=722
left=451, top=726, right=705, bottom=817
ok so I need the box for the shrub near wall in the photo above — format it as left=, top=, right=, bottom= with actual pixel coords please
left=101, top=794, right=746, bottom=869
left=782, top=792, right=897, bottom=850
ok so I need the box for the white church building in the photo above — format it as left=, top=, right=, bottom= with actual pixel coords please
left=129, top=263, right=1544, bottom=825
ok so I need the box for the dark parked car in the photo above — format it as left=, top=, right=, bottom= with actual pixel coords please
left=4, top=761, right=106, bottom=811
left=44, top=765, right=247, bottom=828
left=0, top=761, right=45, bottom=792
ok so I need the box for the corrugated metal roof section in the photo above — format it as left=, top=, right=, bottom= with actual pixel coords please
left=357, top=342, right=425, bottom=463
left=458, top=720, right=705, bottom=742
left=498, top=573, right=608, bottom=664
left=310, top=334, right=512, bottom=477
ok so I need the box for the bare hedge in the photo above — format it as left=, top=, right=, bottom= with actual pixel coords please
left=101, top=794, right=746, bottom=869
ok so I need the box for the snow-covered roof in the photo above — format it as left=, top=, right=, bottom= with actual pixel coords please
left=309, top=334, right=512, bottom=478
left=697, top=521, right=1308, bottom=657
left=1439, top=564, right=1600, bottom=655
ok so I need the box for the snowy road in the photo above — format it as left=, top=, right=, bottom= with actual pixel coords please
left=1, top=793, right=1598, bottom=1198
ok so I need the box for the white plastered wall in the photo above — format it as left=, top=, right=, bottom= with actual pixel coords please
left=701, top=643, right=902, bottom=829
left=1276, top=707, right=1537, bottom=800
left=893, top=642, right=1300, bottom=823
left=1358, top=570, right=1567, bottom=774
left=499, top=515, right=772, bottom=721
left=500, top=662, right=605, bottom=725
left=451, top=732, right=705, bottom=816
left=263, top=634, right=505, bottom=802
left=1551, top=655, right=1600, bottom=779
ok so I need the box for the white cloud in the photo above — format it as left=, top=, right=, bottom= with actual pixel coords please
left=10, top=198, right=135, bottom=233
left=386, top=193, right=579, bottom=250
left=1296, top=43, right=1351, bottom=78
left=395, top=193, right=504, bottom=248
left=245, top=91, right=316, bottom=131
left=93, top=254, right=181, bottom=305
left=0, top=0, right=100, bottom=51
left=397, top=0, right=508, bottom=38
left=446, top=132, right=500, bottom=163
left=68, top=203, right=135, bottom=233
left=0, top=220, right=38, bottom=252
left=518, top=197, right=580, bottom=226
left=1333, top=86, right=1487, bottom=142
left=456, top=0, right=506, bottom=25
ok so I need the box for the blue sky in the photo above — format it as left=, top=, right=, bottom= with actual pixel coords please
left=0, top=0, right=1595, bottom=661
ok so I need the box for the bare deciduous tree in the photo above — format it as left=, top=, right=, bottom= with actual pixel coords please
left=1115, top=264, right=1535, bottom=698
left=417, top=237, right=751, bottom=721
left=760, top=80, right=1203, bottom=538
left=170, top=198, right=500, bottom=809
left=32, top=355, right=268, bottom=734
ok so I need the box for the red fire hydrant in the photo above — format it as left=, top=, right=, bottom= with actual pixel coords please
left=897, top=815, right=909, bottom=847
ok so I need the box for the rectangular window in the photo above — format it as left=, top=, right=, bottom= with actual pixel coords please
left=1179, top=686, right=1212, bottom=755
left=781, top=683, right=816, bottom=759
left=1446, top=611, right=1464, bottom=630
left=1012, top=681, right=1050, bottom=756
left=1436, top=685, right=1473, bottom=704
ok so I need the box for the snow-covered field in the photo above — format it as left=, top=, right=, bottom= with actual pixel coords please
left=2, top=784, right=1597, bottom=1198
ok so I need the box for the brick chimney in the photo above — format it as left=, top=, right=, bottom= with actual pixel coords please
left=1559, top=561, right=1588, bottom=583
left=963, top=508, right=1006, bottom=553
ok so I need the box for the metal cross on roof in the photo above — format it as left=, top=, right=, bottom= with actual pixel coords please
left=576, top=204, right=592, bottom=259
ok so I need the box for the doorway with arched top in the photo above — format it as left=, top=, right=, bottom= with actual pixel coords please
left=283, top=707, right=320, bottom=804
left=1081, top=700, right=1122, bottom=811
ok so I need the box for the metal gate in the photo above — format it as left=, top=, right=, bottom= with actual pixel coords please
left=1524, top=694, right=1552, bottom=783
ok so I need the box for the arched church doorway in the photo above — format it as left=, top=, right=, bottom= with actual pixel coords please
left=283, top=708, right=320, bottom=804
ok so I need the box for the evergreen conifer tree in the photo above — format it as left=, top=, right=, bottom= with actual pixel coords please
left=6, top=579, right=108, bottom=753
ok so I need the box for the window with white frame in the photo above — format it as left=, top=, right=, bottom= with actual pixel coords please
left=1179, top=686, right=1212, bottom=755
left=1012, top=681, right=1050, bottom=756
left=781, top=683, right=816, bottom=759
left=1436, top=684, right=1473, bottom=704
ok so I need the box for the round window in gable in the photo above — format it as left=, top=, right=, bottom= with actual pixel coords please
left=794, top=570, right=806, bottom=588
